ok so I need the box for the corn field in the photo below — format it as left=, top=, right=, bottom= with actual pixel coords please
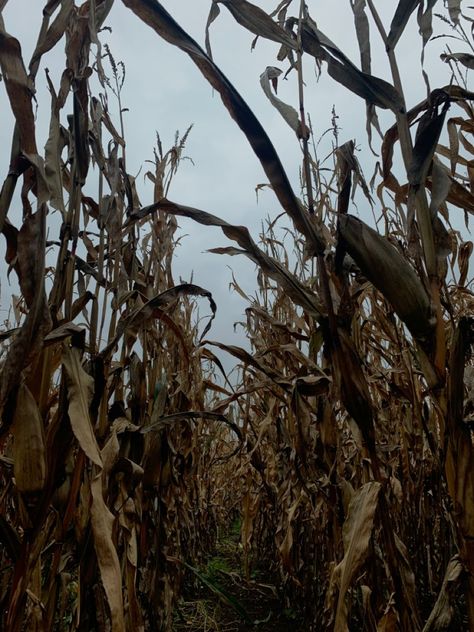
left=1, top=0, right=474, bottom=630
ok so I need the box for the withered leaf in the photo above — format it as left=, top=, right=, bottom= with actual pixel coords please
left=91, top=473, right=126, bottom=632
left=0, top=19, right=37, bottom=154
left=260, top=66, right=308, bottom=139
left=447, top=0, right=461, bottom=25
left=62, top=345, right=102, bottom=467
left=408, top=102, right=449, bottom=188
left=441, top=52, right=474, bottom=70
left=299, top=18, right=404, bottom=113
left=423, top=556, right=464, bottom=631
left=387, top=0, right=421, bottom=51
left=128, top=198, right=324, bottom=319
left=339, top=214, right=435, bottom=343
left=121, top=0, right=325, bottom=255
left=12, top=382, right=46, bottom=495
left=328, top=482, right=381, bottom=631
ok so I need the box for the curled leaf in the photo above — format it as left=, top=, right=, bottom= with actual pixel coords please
left=339, top=214, right=435, bottom=344
left=441, top=52, right=474, bottom=70
left=62, top=345, right=102, bottom=467
left=326, top=482, right=381, bottom=630
left=260, top=66, right=308, bottom=139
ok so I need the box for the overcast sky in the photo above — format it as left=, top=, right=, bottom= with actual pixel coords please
left=0, top=1, right=458, bottom=369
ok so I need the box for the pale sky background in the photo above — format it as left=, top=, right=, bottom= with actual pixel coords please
left=0, top=1, right=461, bottom=370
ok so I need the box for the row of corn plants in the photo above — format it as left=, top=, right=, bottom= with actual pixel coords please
left=117, top=0, right=474, bottom=629
left=0, top=2, right=238, bottom=630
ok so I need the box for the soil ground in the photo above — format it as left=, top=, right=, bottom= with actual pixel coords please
left=172, top=522, right=304, bottom=632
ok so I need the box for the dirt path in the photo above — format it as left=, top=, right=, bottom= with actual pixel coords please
left=172, top=523, right=303, bottom=631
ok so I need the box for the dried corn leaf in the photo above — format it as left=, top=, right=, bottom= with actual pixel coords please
left=62, top=345, right=102, bottom=467
left=408, top=102, right=448, bottom=188
left=16, top=212, right=46, bottom=309
left=377, top=602, right=398, bottom=631
left=44, top=70, right=66, bottom=216
left=260, top=66, right=308, bottom=139
left=299, top=18, right=404, bottom=113
left=0, top=18, right=37, bottom=154
left=446, top=118, right=460, bottom=175
left=339, top=215, right=435, bottom=343
left=121, top=0, right=325, bottom=255
left=441, top=52, right=474, bottom=70
left=205, top=1, right=220, bottom=58
left=129, top=198, right=324, bottom=318
left=446, top=178, right=474, bottom=213
left=278, top=494, right=301, bottom=573
left=12, top=383, right=46, bottom=495
left=382, top=85, right=474, bottom=186
left=423, top=556, right=464, bottom=631
left=350, top=0, right=382, bottom=148
left=0, top=206, right=51, bottom=430
left=351, top=0, right=370, bottom=73
left=216, top=0, right=296, bottom=48
left=100, top=283, right=216, bottom=358
left=29, top=0, right=74, bottom=74
left=335, top=329, right=377, bottom=457
left=458, top=241, right=472, bottom=286
left=142, top=410, right=243, bottom=440
left=90, top=473, right=125, bottom=632
left=392, top=532, right=421, bottom=629
left=328, top=482, right=381, bottom=631
left=387, top=0, right=421, bottom=51
left=447, top=0, right=461, bottom=25
left=418, top=1, right=438, bottom=57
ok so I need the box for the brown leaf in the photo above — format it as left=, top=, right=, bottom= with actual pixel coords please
left=350, top=0, right=371, bottom=73
left=418, top=1, right=437, bottom=59
left=441, top=52, right=474, bottom=70
left=91, top=472, right=126, bottom=632
left=447, top=118, right=460, bottom=175
left=408, top=101, right=449, bottom=188
left=128, top=199, right=325, bottom=319
left=0, top=19, right=37, bottom=154
left=205, top=0, right=220, bottom=58
left=423, top=556, right=464, bottom=631
left=100, top=282, right=217, bottom=358
left=62, top=346, right=102, bottom=467
left=387, top=0, right=421, bottom=51
left=216, top=0, right=296, bottom=48
left=338, top=214, right=435, bottom=344
left=43, top=322, right=86, bottom=345
left=299, top=17, right=404, bottom=113
left=121, top=0, right=325, bottom=255
left=447, top=0, right=461, bottom=25
left=44, top=70, right=67, bottom=216
left=334, top=329, right=377, bottom=458
left=12, top=383, right=46, bottom=495
left=458, top=241, right=473, bottom=286
left=260, top=66, right=308, bottom=139
left=0, top=206, right=51, bottom=431
left=29, top=0, right=74, bottom=77
left=327, top=482, right=381, bottom=631
left=382, top=85, right=474, bottom=187
left=17, top=212, right=47, bottom=308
